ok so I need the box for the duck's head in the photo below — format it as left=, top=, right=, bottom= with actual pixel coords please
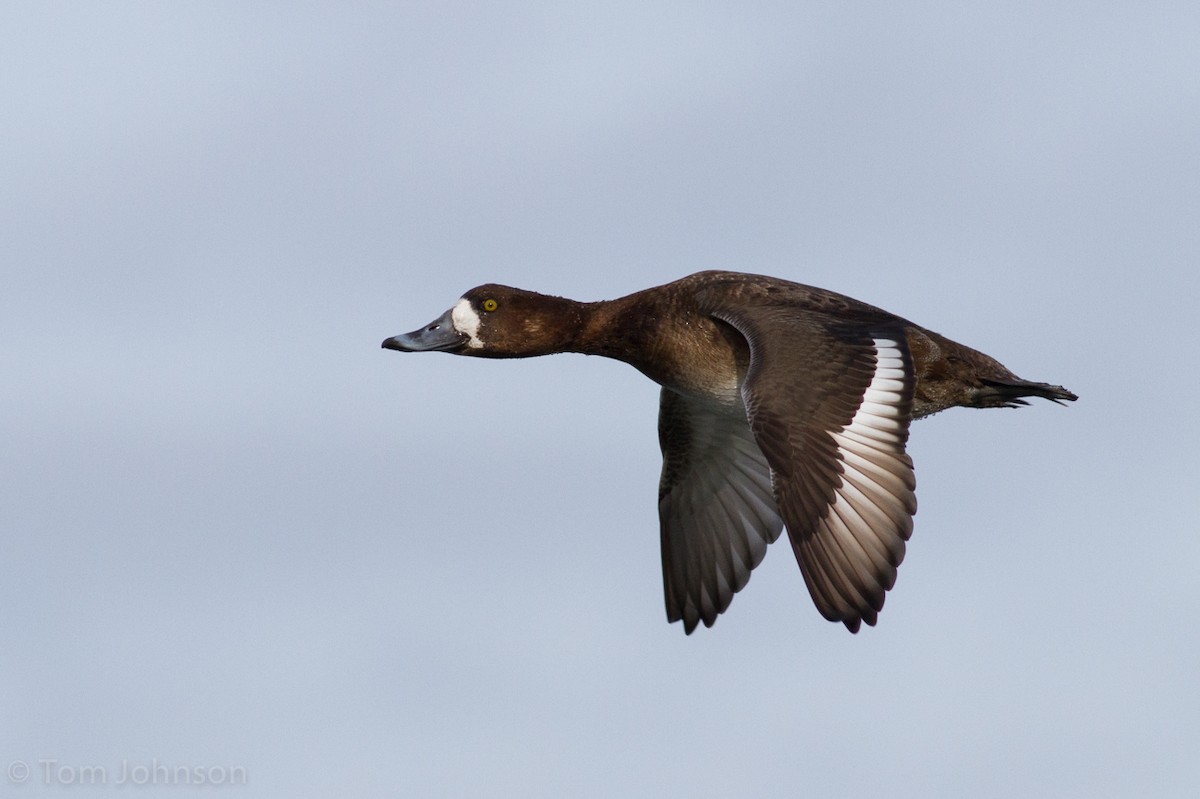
left=382, top=284, right=585, bottom=359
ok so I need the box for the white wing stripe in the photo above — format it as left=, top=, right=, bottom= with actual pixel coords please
left=839, top=425, right=902, bottom=450
left=825, top=494, right=893, bottom=576
left=839, top=464, right=913, bottom=531
left=818, top=337, right=916, bottom=589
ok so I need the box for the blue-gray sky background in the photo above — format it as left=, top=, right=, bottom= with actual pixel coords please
left=4, top=3, right=1198, bottom=796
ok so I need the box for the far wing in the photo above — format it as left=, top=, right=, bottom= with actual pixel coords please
left=657, top=388, right=784, bottom=633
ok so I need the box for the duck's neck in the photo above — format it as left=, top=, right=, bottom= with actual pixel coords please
left=502, top=294, right=599, bottom=358
left=569, top=295, right=655, bottom=362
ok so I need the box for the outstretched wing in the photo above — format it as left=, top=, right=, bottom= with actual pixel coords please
left=657, top=388, right=784, bottom=633
left=708, top=304, right=918, bottom=632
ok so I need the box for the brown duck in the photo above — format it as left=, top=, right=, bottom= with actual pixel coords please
left=382, top=271, right=1076, bottom=633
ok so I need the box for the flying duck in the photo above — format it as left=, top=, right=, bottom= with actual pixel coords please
left=382, top=271, right=1076, bottom=633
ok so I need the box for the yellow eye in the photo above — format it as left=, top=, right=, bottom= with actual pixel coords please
left=482, top=298, right=498, bottom=312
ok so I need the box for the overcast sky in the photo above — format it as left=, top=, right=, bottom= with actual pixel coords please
left=4, top=3, right=1198, bottom=797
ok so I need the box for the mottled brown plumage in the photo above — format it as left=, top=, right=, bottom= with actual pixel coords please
left=383, top=271, right=1077, bottom=633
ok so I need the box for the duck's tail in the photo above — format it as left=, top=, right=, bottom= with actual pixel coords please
left=974, top=377, right=1078, bottom=409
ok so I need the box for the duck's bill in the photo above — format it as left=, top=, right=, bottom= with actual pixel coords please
left=381, top=308, right=466, bottom=352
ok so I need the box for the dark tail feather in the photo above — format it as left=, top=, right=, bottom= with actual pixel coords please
left=975, top=378, right=1078, bottom=409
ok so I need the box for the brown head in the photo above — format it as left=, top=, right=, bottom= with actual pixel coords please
left=381, top=284, right=588, bottom=358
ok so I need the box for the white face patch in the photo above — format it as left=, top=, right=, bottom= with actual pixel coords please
left=451, top=298, right=485, bottom=349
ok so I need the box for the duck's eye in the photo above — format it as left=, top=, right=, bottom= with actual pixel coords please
left=482, top=298, right=498, bottom=312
